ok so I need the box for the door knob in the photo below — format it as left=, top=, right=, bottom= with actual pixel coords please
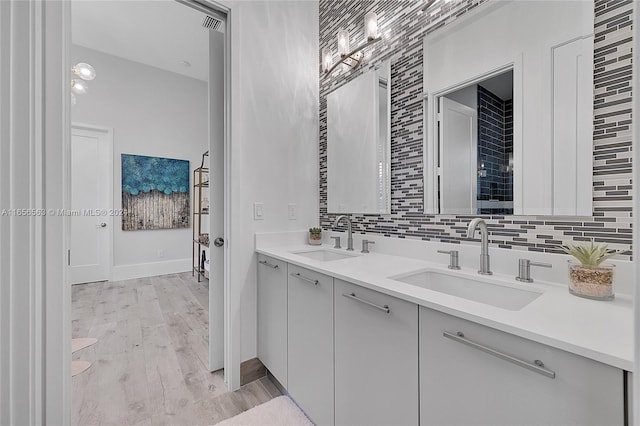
left=213, top=237, right=224, bottom=247
left=98, top=223, right=107, bottom=228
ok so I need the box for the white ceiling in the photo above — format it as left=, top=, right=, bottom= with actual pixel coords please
left=72, top=0, right=211, bottom=81
left=479, top=71, right=513, bottom=101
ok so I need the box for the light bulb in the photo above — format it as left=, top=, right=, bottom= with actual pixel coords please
left=72, top=62, right=96, bottom=81
left=337, top=29, right=349, bottom=57
left=70, top=79, right=88, bottom=95
left=322, top=47, right=333, bottom=73
left=365, top=12, right=379, bottom=40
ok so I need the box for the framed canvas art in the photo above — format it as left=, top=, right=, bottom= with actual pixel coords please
left=121, top=154, right=190, bottom=230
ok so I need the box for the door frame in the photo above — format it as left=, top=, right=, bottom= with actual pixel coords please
left=424, top=62, right=521, bottom=214
left=181, top=0, right=238, bottom=390
left=69, top=123, right=114, bottom=284
left=57, top=0, right=238, bottom=422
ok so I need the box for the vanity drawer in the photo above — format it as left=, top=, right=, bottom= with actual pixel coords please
left=419, top=306, right=624, bottom=426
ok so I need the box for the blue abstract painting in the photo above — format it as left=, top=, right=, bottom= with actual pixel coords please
left=121, top=154, right=190, bottom=230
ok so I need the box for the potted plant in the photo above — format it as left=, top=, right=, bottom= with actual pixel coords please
left=309, top=227, right=322, bottom=245
left=562, top=241, right=618, bottom=300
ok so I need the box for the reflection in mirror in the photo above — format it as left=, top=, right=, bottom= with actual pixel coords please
left=424, top=0, right=594, bottom=216
left=327, top=60, right=391, bottom=214
left=439, top=70, right=514, bottom=215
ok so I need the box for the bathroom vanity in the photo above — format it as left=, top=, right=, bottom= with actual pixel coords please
left=255, top=232, right=632, bottom=426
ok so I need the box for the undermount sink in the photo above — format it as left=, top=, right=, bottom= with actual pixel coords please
left=291, top=249, right=358, bottom=262
left=391, top=270, right=542, bottom=311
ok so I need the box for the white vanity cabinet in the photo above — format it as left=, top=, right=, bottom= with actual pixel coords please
left=334, top=279, right=419, bottom=426
left=419, top=307, right=625, bottom=426
left=287, top=265, right=334, bottom=426
left=257, top=254, right=288, bottom=387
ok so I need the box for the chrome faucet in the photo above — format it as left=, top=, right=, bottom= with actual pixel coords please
left=333, top=215, right=354, bottom=251
left=467, top=218, right=492, bottom=275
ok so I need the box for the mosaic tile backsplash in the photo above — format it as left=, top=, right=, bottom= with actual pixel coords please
left=319, top=0, right=633, bottom=259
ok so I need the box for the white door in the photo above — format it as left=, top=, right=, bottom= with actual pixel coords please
left=439, top=96, right=478, bottom=214
left=208, top=28, right=225, bottom=371
left=69, top=125, right=112, bottom=285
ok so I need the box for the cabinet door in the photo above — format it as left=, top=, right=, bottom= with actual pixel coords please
left=419, top=307, right=624, bottom=426
left=257, top=254, right=287, bottom=386
left=334, top=279, right=419, bottom=426
left=288, top=265, right=334, bottom=426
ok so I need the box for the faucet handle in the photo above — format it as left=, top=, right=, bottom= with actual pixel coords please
left=437, top=250, right=461, bottom=270
left=516, top=259, right=552, bottom=283
left=361, top=240, right=375, bottom=253
left=330, top=236, right=341, bottom=249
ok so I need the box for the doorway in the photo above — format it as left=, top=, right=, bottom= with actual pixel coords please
left=67, top=0, right=228, bottom=423
left=69, top=125, right=113, bottom=285
left=437, top=69, right=514, bottom=215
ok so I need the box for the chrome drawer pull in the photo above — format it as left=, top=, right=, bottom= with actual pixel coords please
left=443, top=331, right=556, bottom=379
left=290, top=272, right=318, bottom=285
left=343, top=293, right=390, bottom=314
left=258, top=260, right=279, bottom=269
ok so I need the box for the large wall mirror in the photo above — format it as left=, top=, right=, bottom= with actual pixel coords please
left=423, top=0, right=594, bottom=216
left=327, top=60, right=391, bottom=214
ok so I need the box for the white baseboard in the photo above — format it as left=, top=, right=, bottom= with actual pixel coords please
left=111, top=258, right=192, bottom=281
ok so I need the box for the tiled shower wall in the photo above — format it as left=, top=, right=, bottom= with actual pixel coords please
left=477, top=85, right=513, bottom=212
left=319, top=0, right=633, bottom=258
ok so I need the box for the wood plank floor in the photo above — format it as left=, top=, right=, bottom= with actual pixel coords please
left=72, top=272, right=280, bottom=426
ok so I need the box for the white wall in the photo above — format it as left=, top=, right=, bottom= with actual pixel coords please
left=71, top=45, right=209, bottom=279
left=226, top=0, right=319, bottom=364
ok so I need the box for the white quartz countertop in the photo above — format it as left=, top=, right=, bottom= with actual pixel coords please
left=256, top=243, right=634, bottom=371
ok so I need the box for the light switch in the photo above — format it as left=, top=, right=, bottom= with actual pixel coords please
left=288, top=203, right=297, bottom=220
left=254, top=202, right=264, bottom=220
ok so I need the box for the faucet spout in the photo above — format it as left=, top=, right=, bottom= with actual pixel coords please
left=467, top=218, right=492, bottom=275
left=333, top=215, right=354, bottom=251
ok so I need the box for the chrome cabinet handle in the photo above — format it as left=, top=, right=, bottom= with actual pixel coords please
left=342, top=293, right=390, bottom=314
left=258, top=260, right=279, bottom=269
left=290, top=272, right=318, bottom=285
left=443, top=331, right=555, bottom=379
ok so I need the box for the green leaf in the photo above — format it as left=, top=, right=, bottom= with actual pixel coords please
left=562, top=241, right=619, bottom=268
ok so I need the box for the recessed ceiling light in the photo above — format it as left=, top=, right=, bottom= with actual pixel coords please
left=180, top=60, right=192, bottom=68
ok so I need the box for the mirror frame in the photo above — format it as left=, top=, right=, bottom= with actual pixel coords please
left=422, top=0, right=594, bottom=216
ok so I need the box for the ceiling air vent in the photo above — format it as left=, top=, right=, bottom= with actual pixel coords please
left=202, top=15, right=224, bottom=32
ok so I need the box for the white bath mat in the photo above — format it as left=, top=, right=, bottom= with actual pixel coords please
left=217, top=396, right=313, bottom=426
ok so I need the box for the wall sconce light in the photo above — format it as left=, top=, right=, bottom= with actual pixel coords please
left=70, top=79, right=89, bottom=95
left=337, top=29, right=350, bottom=57
left=365, top=12, right=379, bottom=40
left=72, top=62, right=96, bottom=81
left=322, top=12, right=382, bottom=76
left=70, top=62, right=96, bottom=105
left=322, top=47, right=333, bottom=73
